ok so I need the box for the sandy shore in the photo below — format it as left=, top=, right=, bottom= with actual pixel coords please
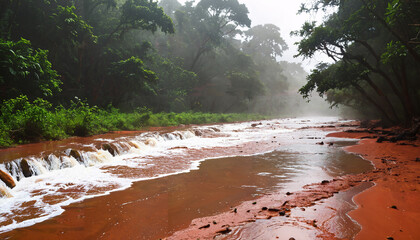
left=336, top=132, right=420, bottom=240
left=167, top=129, right=420, bottom=240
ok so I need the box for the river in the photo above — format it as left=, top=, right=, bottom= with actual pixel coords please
left=0, top=117, right=372, bottom=239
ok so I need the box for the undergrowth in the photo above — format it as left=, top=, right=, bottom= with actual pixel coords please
left=0, top=96, right=268, bottom=147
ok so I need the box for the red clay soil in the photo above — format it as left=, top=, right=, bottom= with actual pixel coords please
left=167, top=130, right=420, bottom=240
left=337, top=133, right=420, bottom=240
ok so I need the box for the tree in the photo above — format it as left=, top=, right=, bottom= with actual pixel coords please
left=184, top=0, right=251, bottom=70
left=0, top=38, right=61, bottom=101
left=295, top=0, right=420, bottom=123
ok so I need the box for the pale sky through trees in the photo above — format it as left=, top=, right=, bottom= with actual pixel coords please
left=176, top=0, right=332, bottom=72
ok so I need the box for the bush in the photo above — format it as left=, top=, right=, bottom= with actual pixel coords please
left=0, top=96, right=268, bottom=148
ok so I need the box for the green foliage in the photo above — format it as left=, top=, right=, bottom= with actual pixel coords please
left=0, top=95, right=267, bottom=148
left=296, top=0, right=420, bottom=122
left=0, top=38, right=61, bottom=101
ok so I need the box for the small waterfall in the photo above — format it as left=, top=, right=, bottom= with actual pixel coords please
left=0, top=129, right=197, bottom=190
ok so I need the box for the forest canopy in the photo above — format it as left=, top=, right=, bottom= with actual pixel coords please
left=295, top=0, right=420, bottom=124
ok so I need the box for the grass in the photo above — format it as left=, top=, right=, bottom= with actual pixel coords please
left=0, top=96, right=268, bottom=148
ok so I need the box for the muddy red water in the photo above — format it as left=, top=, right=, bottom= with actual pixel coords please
left=0, top=118, right=374, bottom=240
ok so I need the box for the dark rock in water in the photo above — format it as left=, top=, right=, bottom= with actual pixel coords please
left=268, top=208, right=280, bottom=212
left=69, top=149, right=82, bottom=163
left=321, top=180, right=329, bottom=184
left=279, top=211, right=286, bottom=216
left=289, top=238, right=296, bottom=240
left=102, top=144, right=116, bottom=156
left=0, top=170, right=16, bottom=188
left=377, top=136, right=388, bottom=143
left=390, top=205, right=398, bottom=209
left=233, top=208, right=237, bottom=213
left=198, top=224, right=210, bottom=229
left=213, top=221, right=217, bottom=224
left=316, top=141, right=324, bottom=145
left=252, top=202, right=257, bottom=205
left=262, top=207, right=268, bottom=210
left=386, top=237, right=394, bottom=240
left=251, top=124, right=258, bottom=127
left=286, top=192, right=292, bottom=195
left=328, top=142, right=334, bottom=146
left=20, top=159, right=33, bottom=178
left=194, top=130, right=203, bottom=136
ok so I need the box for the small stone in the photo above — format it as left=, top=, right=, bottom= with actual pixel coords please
left=216, top=227, right=231, bottom=234
left=279, top=211, right=286, bottom=216
left=321, top=180, right=329, bottom=184
left=289, top=238, right=296, bottom=240
left=286, top=192, right=292, bottom=195
left=233, top=208, right=237, bottom=213
left=252, top=202, right=257, bottom=205
left=386, top=237, right=394, bottom=240
left=198, top=224, right=210, bottom=229
left=390, top=205, right=398, bottom=209
left=262, top=207, right=268, bottom=210
left=213, top=221, right=217, bottom=225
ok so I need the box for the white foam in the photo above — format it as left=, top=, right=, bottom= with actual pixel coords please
left=0, top=117, right=345, bottom=233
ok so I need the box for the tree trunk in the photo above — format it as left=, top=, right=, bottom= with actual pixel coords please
left=351, top=83, right=396, bottom=124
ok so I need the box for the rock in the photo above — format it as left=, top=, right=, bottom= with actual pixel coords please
left=262, top=207, right=268, bottom=210
left=198, top=224, right=210, bottom=229
left=213, top=221, right=217, bottom=224
left=386, top=237, right=394, bottom=240
left=69, top=149, right=82, bottom=163
left=0, top=170, right=16, bottom=189
left=251, top=124, right=258, bottom=127
left=289, top=238, right=296, bottom=240
left=321, top=180, right=329, bottom=185
left=377, top=136, right=387, bottom=143
left=286, top=192, right=292, bottom=195
left=328, top=142, right=334, bottom=146
left=20, top=159, right=33, bottom=178
left=252, top=201, right=257, bottom=205
left=216, top=227, right=231, bottom=234
left=268, top=208, right=280, bottom=212
left=390, top=205, right=398, bottom=209
left=102, top=144, right=116, bottom=156
left=316, top=141, right=324, bottom=145
left=233, top=208, right=237, bottom=213
left=279, top=211, right=286, bottom=216
left=194, top=130, right=203, bottom=136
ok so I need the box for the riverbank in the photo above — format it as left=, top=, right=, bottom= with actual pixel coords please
left=0, top=95, right=267, bottom=148
left=333, top=131, right=420, bottom=240
left=166, top=126, right=420, bottom=239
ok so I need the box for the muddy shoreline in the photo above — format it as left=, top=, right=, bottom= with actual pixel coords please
left=167, top=128, right=420, bottom=240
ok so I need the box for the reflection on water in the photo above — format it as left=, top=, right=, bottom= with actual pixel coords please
left=0, top=117, right=372, bottom=239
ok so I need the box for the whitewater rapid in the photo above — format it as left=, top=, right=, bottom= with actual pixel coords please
left=0, top=117, right=352, bottom=233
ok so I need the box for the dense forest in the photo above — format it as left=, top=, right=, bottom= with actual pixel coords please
left=0, top=0, right=419, bottom=147
left=295, top=0, right=420, bottom=124
left=0, top=0, right=312, bottom=146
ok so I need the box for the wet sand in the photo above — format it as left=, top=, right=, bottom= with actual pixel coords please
left=333, top=133, right=420, bottom=240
